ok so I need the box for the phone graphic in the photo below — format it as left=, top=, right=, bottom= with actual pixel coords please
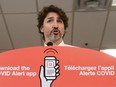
left=44, top=56, right=56, bottom=80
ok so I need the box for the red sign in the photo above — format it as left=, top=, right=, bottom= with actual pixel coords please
left=0, top=46, right=115, bottom=87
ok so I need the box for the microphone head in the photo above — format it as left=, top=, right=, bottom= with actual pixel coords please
left=47, top=42, right=53, bottom=46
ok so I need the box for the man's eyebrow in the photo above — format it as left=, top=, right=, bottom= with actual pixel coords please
left=46, top=17, right=62, bottom=20
left=47, top=17, right=53, bottom=19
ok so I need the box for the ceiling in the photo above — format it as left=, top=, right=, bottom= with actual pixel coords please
left=0, top=0, right=116, bottom=53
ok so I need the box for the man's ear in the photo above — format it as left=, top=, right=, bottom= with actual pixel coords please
left=40, top=26, right=44, bottom=32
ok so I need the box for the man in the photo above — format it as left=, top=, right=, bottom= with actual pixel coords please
left=37, top=5, right=71, bottom=46
left=37, top=5, right=74, bottom=87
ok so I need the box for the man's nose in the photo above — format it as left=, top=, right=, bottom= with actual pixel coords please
left=53, top=21, right=58, bottom=29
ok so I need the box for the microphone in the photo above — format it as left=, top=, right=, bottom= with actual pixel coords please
left=47, top=42, right=53, bottom=46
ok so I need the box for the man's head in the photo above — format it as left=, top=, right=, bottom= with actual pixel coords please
left=37, top=5, right=68, bottom=44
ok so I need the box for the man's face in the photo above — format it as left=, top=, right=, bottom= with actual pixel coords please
left=40, top=12, right=65, bottom=42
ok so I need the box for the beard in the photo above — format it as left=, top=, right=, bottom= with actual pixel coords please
left=49, top=33, right=61, bottom=42
left=48, top=29, right=62, bottom=42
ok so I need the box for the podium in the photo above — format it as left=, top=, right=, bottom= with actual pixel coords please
left=0, top=46, right=116, bottom=87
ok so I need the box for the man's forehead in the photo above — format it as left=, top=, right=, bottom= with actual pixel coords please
left=46, top=12, right=60, bottom=19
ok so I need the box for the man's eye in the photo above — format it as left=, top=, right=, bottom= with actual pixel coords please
left=57, top=20, right=63, bottom=23
left=47, top=20, right=52, bottom=23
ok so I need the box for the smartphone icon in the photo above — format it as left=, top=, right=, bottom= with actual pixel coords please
left=44, top=56, right=56, bottom=80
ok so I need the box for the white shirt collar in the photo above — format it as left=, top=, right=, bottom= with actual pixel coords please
left=44, top=41, right=65, bottom=46
left=44, top=41, right=74, bottom=47
left=58, top=41, right=65, bottom=46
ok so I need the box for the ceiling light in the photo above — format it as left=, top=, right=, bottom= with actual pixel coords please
left=75, top=0, right=112, bottom=11
left=112, top=0, right=116, bottom=6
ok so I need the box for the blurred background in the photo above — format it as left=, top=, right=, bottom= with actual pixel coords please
left=0, top=0, right=116, bottom=57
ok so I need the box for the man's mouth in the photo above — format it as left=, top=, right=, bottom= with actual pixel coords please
left=52, top=30, right=59, bottom=35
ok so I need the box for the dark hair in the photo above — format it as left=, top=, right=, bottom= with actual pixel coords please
left=37, top=5, right=68, bottom=35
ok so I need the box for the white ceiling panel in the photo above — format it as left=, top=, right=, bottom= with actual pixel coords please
left=5, top=14, right=42, bottom=48
left=0, top=0, right=36, bottom=13
left=101, top=11, right=116, bottom=49
left=72, top=12, right=107, bottom=50
left=64, top=12, right=72, bottom=45
left=38, top=0, right=73, bottom=12
left=0, top=15, right=13, bottom=49
left=0, top=7, right=1, bottom=13
left=111, top=6, right=116, bottom=11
